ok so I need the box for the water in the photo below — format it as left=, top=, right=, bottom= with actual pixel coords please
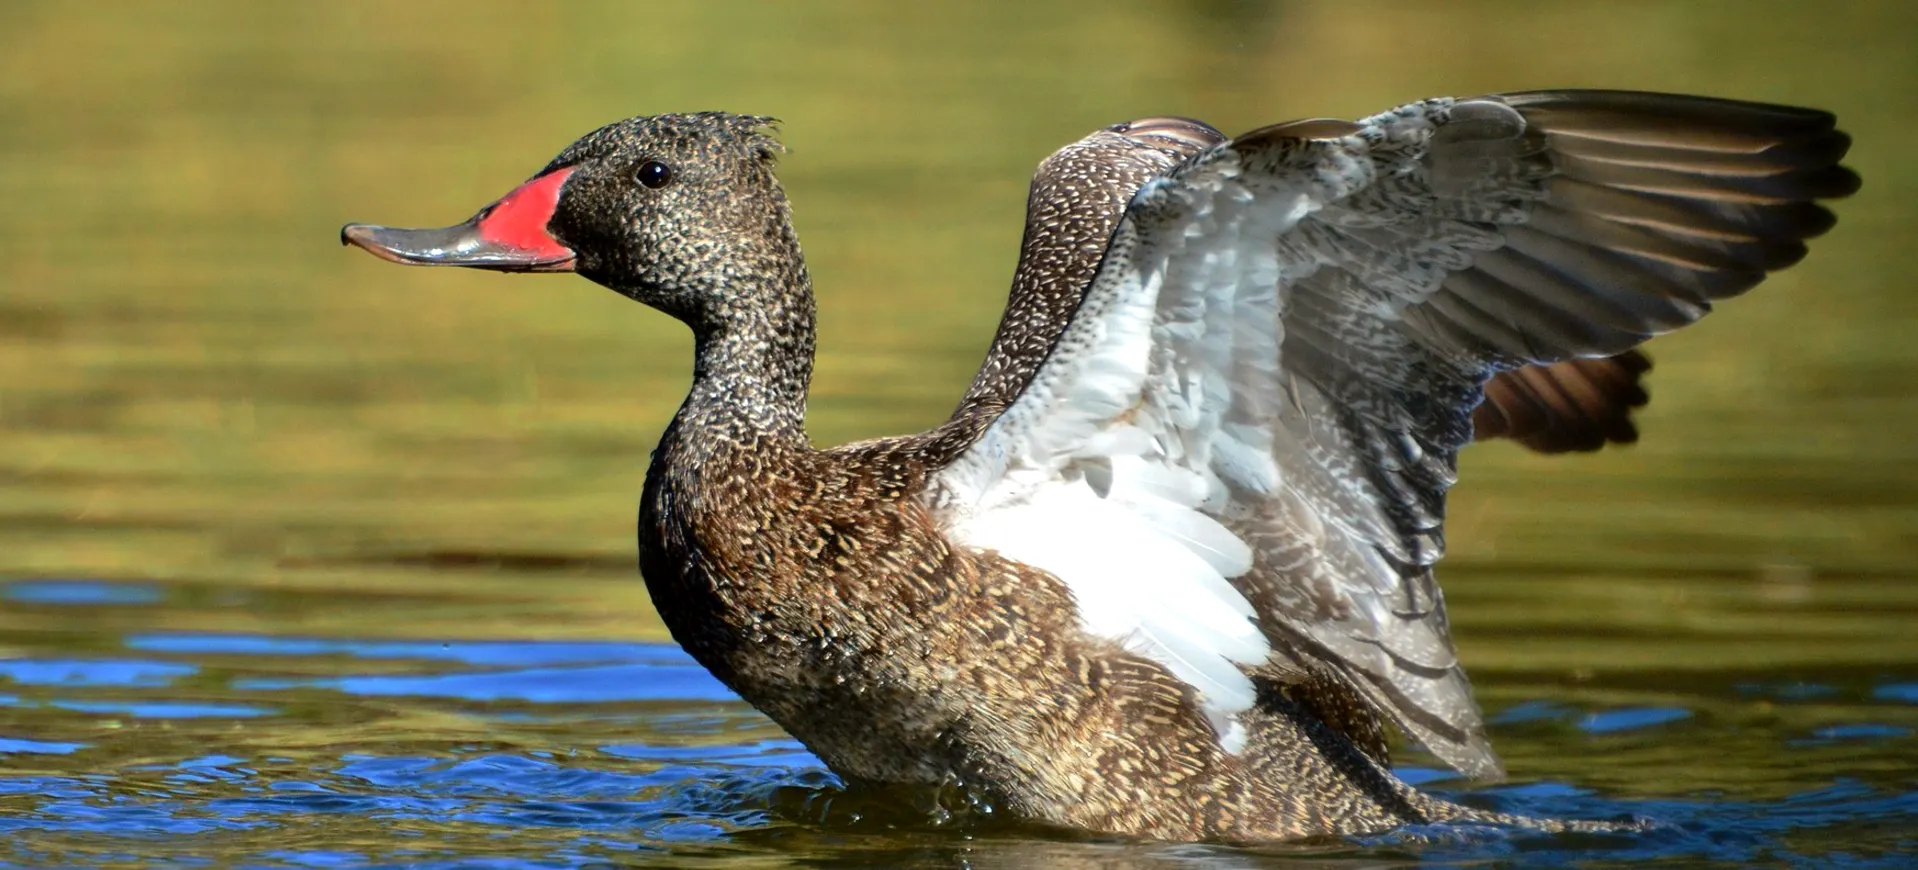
left=3, top=577, right=1916, bottom=867
left=4, top=1, right=1918, bottom=866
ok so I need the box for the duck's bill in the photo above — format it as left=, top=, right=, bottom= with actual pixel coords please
left=340, top=167, right=576, bottom=272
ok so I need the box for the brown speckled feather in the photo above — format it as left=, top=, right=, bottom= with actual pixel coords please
left=960, top=117, right=1230, bottom=415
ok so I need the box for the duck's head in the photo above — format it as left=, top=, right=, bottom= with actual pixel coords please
left=342, top=112, right=797, bottom=327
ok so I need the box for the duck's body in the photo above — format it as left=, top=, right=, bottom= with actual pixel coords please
left=644, top=392, right=1444, bottom=839
left=344, top=92, right=1857, bottom=841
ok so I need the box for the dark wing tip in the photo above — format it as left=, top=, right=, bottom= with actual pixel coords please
left=1491, top=89, right=1845, bottom=136
left=1420, top=89, right=1859, bottom=366
left=1473, top=351, right=1653, bottom=454
left=1815, top=163, right=1866, bottom=202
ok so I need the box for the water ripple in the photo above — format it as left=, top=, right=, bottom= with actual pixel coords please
left=2, top=591, right=1913, bottom=867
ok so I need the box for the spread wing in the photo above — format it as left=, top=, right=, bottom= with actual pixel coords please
left=927, top=90, right=1857, bottom=775
left=969, top=117, right=1659, bottom=458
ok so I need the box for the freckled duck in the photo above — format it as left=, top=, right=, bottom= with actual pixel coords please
left=342, top=91, right=1858, bottom=841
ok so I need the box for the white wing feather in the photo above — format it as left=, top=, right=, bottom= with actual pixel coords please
left=936, top=144, right=1349, bottom=749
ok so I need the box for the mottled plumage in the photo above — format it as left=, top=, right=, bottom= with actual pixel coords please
left=963, top=116, right=1653, bottom=458
left=342, top=93, right=1858, bottom=841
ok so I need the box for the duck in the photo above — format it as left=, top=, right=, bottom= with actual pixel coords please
left=341, top=90, right=1858, bottom=842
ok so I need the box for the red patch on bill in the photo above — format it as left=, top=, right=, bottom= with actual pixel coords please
left=475, top=167, right=575, bottom=258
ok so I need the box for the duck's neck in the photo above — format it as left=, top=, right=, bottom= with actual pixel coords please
left=672, top=266, right=817, bottom=456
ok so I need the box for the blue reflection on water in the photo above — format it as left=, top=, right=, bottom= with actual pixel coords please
left=2, top=579, right=164, bottom=606
left=1487, top=701, right=1693, bottom=734
left=126, top=632, right=740, bottom=704
left=1579, top=707, right=1693, bottom=734
left=1875, top=683, right=1918, bottom=704
left=0, top=737, right=88, bottom=755
left=125, top=633, right=654, bottom=668
left=1489, top=699, right=1575, bottom=724
left=0, top=659, right=196, bottom=687
left=47, top=699, right=277, bottom=719
left=1801, top=723, right=1914, bottom=743
left=234, top=662, right=731, bottom=704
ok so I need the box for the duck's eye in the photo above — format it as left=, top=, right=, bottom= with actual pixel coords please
left=635, top=160, right=674, bottom=189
